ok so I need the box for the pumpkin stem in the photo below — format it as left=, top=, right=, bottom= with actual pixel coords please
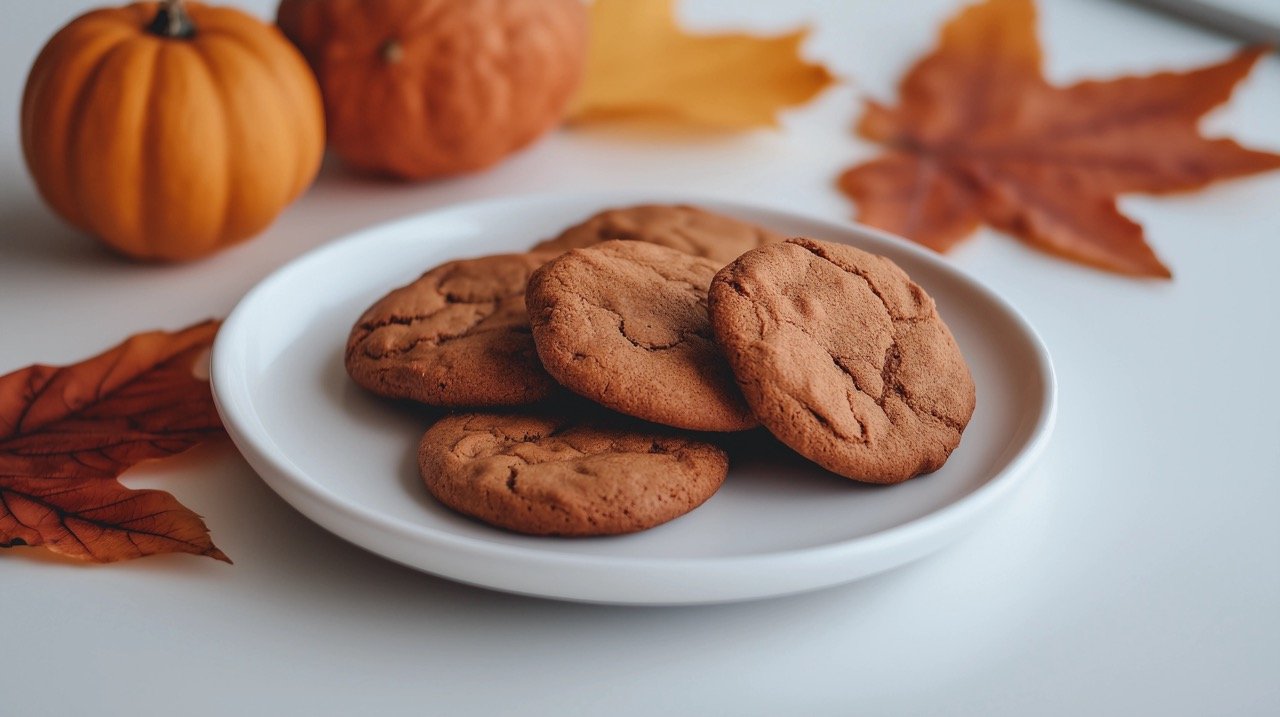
left=381, top=40, right=404, bottom=64
left=148, top=0, right=196, bottom=39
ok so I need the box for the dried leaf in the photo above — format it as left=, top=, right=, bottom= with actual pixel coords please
left=838, top=0, right=1280, bottom=278
left=569, top=0, right=835, bottom=128
left=0, top=321, right=229, bottom=563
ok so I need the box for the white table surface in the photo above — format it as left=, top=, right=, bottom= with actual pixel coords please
left=3, top=1, right=1277, bottom=714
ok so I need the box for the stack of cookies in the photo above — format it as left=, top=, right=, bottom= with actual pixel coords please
left=346, top=204, right=976, bottom=537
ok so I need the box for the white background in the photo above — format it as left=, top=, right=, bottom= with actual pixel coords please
left=2, top=0, right=1277, bottom=714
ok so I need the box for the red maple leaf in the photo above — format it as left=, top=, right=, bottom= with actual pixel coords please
left=0, top=320, right=229, bottom=563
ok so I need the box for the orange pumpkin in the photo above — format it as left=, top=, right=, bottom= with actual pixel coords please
left=277, top=0, right=587, bottom=181
left=22, top=0, right=325, bottom=261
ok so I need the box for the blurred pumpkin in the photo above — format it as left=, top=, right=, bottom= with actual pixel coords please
left=21, top=0, right=324, bottom=261
left=276, top=0, right=588, bottom=180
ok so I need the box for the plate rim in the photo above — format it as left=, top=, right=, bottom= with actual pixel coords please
left=211, top=190, right=1058, bottom=602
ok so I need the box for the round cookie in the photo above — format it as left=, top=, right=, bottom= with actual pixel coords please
left=346, top=252, right=558, bottom=406
left=419, top=412, right=729, bottom=536
left=532, top=204, right=783, bottom=265
left=526, top=240, right=757, bottom=432
left=708, top=238, right=976, bottom=484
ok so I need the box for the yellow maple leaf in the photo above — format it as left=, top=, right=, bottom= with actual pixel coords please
left=569, top=0, right=836, bottom=128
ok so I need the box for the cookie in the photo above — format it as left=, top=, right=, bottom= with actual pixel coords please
left=526, top=240, right=757, bottom=432
left=532, top=204, right=783, bottom=265
left=418, top=412, right=729, bottom=536
left=708, top=238, right=976, bottom=484
left=346, top=252, right=558, bottom=406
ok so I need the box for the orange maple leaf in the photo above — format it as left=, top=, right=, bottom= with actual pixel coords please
left=837, top=0, right=1280, bottom=278
left=0, top=320, right=229, bottom=563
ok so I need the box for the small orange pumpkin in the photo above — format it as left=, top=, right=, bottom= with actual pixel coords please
left=277, top=0, right=587, bottom=181
left=22, top=0, right=325, bottom=261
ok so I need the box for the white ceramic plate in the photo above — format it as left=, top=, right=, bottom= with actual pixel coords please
left=212, top=192, right=1056, bottom=605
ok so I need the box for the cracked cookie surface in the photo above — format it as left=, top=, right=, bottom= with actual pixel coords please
left=526, top=240, right=757, bottom=432
left=346, top=252, right=559, bottom=406
left=532, top=204, right=784, bottom=265
left=419, top=412, right=728, bottom=536
left=709, top=238, right=976, bottom=484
